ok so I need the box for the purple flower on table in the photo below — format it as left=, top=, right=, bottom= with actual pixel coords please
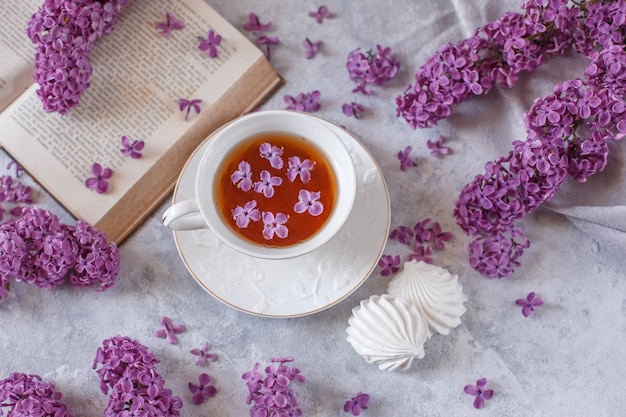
left=259, top=143, right=284, bottom=169
left=257, top=35, right=280, bottom=60
left=284, top=90, right=321, bottom=113
left=85, top=163, right=112, bottom=194
left=155, top=12, right=185, bottom=37
left=515, top=292, right=544, bottom=317
left=231, top=161, right=253, bottom=191
left=427, top=134, right=451, bottom=157
left=309, top=6, right=332, bottom=24
left=397, top=146, right=417, bottom=171
left=242, top=362, right=263, bottom=395
left=190, top=342, right=217, bottom=366
left=198, top=29, right=222, bottom=58
left=179, top=98, right=203, bottom=121
left=464, top=377, right=494, bottom=409
left=304, top=38, right=322, bottom=59
left=254, top=170, right=282, bottom=198
left=262, top=212, right=289, bottom=240
left=344, top=392, right=370, bottom=416
left=6, top=161, right=22, bottom=177
left=409, top=243, right=433, bottom=264
left=189, top=373, right=217, bottom=405
left=120, top=135, right=144, bottom=159
left=155, top=316, right=185, bottom=344
left=243, top=12, right=272, bottom=34
left=232, top=200, right=261, bottom=228
left=342, top=102, right=365, bottom=119
left=389, top=225, right=414, bottom=245
left=429, top=222, right=453, bottom=250
left=378, top=254, right=401, bottom=276
left=294, top=190, right=323, bottom=216
left=287, top=156, right=314, bottom=183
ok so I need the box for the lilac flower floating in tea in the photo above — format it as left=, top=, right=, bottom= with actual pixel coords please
left=259, top=142, right=284, bottom=169
left=287, top=156, right=314, bottom=183
left=254, top=170, right=282, bottom=198
left=294, top=190, right=323, bottom=216
left=231, top=161, right=254, bottom=192
left=232, top=200, right=261, bottom=228
left=262, top=212, right=289, bottom=240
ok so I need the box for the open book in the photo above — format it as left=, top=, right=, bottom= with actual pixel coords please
left=0, top=0, right=281, bottom=244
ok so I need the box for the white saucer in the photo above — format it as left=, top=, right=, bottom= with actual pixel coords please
left=172, top=116, right=390, bottom=318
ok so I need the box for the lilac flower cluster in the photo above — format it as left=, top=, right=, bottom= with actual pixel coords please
left=346, top=45, right=400, bottom=95
left=0, top=175, right=33, bottom=222
left=0, top=373, right=73, bottom=417
left=26, top=0, right=128, bottom=114
left=0, top=207, right=120, bottom=299
left=284, top=90, right=321, bottom=112
left=395, top=0, right=574, bottom=128
left=396, top=1, right=626, bottom=277
left=93, top=335, right=183, bottom=417
left=242, top=357, right=305, bottom=417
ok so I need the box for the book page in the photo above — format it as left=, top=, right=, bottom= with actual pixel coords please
left=0, top=0, right=40, bottom=111
left=0, top=0, right=266, bottom=226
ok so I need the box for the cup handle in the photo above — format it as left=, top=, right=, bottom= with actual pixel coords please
left=162, top=199, right=208, bottom=231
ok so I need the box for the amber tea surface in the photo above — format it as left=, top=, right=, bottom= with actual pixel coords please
left=214, top=131, right=337, bottom=247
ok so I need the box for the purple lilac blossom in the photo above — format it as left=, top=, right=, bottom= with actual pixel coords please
left=155, top=316, right=185, bottom=344
left=427, top=135, right=451, bottom=156
left=515, top=292, right=544, bottom=317
left=409, top=243, right=433, bottom=264
left=257, top=36, right=280, bottom=60
left=344, top=392, right=371, bottom=416
left=231, top=161, right=254, bottom=192
left=284, top=90, right=321, bottom=112
left=189, top=373, right=217, bottom=405
left=232, top=200, right=261, bottom=228
left=342, top=102, right=365, bottom=119
left=85, top=163, right=112, bottom=194
left=464, top=377, right=494, bottom=409
left=254, top=170, right=282, bottom=198
left=262, top=212, right=289, bottom=240
left=377, top=254, right=401, bottom=276
left=259, top=143, right=284, bottom=169
left=120, top=135, right=145, bottom=159
left=304, top=38, right=323, bottom=59
left=287, top=156, right=314, bottom=183
left=179, top=98, right=203, bottom=121
left=397, top=146, right=417, bottom=171
left=308, top=6, right=332, bottom=24
left=388, top=225, right=414, bottom=245
left=0, top=373, right=73, bottom=417
left=294, top=190, right=324, bottom=216
left=347, top=45, right=400, bottom=94
left=190, top=342, right=217, bottom=366
left=198, top=29, right=222, bottom=57
left=26, top=0, right=128, bottom=114
left=243, top=13, right=272, bottom=34
left=155, top=11, right=185, bottom=37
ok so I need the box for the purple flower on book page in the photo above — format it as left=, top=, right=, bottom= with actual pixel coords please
left=232, top=200, right=261, bottom=228
left=198, top=29, right=222, bottom=58
left=231, top=161, right=253, bottom=191
left=287, top=156, right=314, bottom=183
left=85, top=163, right=112, bottom=194
left=257, top=36, right=280, bottom=60
left=254, top=170, right=282, bottom=198
left=189, top=373, right=217, bottom=405
left=304, top=38, right=322, bottom=59
left=262, top=212, right=289, bottom=240
left=397, top=146, right=417, bottom=171
left=243, top=13, right=271, bottom=35
left=294, top=190, right=323, bottom=216
left=259, top=143, right=284, bottom=169
left=155, top=316, right=185, bottom=344
left=342, top=102, right=365, bottom=119
left=120, top=136, right=144, bottom=159
left=155, top=12, right=185, bottom=37
left=309, top=6, right=332, bottom=23
left=179, top=98, right=203, bottom=121
left=427, top=134, right=451, bottom=157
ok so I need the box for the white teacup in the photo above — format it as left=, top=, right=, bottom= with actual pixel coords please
left=162, top=110, right=357, bottom=260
